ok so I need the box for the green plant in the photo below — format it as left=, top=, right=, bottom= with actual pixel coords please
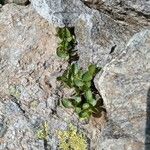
left=37, top=122, right=49, bottom=140
left=0, top=0, right=5, bottom=5
left=56, top=27, right=77, bottom=61
left=57, top=63, right=101, bottom=119
left=57, top=125, right=88, bottom=150
left=56, top=27, right=103, bottom=120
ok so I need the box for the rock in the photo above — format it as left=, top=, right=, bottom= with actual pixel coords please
left=97, top=30, right=150, bottom=149
left=0, top=4, right=71, bottom=150
left=83, top=0, right=150, bottom=24
left=4, top=0, right=29, bottom=5
left=1, top=1, right=150, bottom=150
left=31, top=0, right=150, bottom=68
left=0, top=99, right=44, bottom=150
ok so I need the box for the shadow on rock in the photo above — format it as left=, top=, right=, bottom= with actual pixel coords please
left=145, top=87, right=150, bottom=149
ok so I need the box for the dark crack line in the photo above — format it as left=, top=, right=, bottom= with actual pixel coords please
left=44, top=139, right=48, bottom=150
left=109, top=45, right=117, bottom=54
left=124, top=7, right=150, bottom=19
left=11, top=96, right=29, bottom=119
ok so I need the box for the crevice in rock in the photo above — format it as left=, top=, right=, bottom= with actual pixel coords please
left=102, top=120, right=131, bottom=139
left=24, top=0, right=30, bottom=6
left=0, top=121, right=8, bottom=138
left=82, top=1, right=150, bottom=26
left=0, top=0, right=5, bottom=5
left=10, top=96, right=29, bottom=119
left=43, top=139, right=48, bottom=150
left=124, top=7, right=150, bottom=19
left=109, top=45, right=117, bottom=54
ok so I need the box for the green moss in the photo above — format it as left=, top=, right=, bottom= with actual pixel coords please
left=57, top=125, right=88, bottom=150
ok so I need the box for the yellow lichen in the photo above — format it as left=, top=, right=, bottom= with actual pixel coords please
left=37, top=122, right=49, bottom=140
left=57, top=125, right=88, bottom=150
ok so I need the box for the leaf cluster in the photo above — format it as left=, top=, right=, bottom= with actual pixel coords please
left=56, top=27, right=77, bottom=61
left=57, top=64, right=101, bottom=119
left=0, top=0, right=5, bottom=5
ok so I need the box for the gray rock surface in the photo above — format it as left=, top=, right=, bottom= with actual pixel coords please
left=31, top=0, right=150, bottom=68
left=97, top=30, right=150, bottom=150
left=0, top=0, right=150, bottom=150
left=4, top=0, right=29, bottom=5
left=0, top=4, right=74, bottom=150
left=82, top=0, right=150, bottom=17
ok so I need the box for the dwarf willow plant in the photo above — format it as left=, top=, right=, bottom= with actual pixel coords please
left=56, top=27, right=77, bottom=61
left=58, top=64, right=101, bottom=119
left=56, top=27, right=101, bottom=120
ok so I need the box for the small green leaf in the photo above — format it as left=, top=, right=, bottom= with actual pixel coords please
left=89, top=99, right=97, bottom=106
left=82, top=82, right=91, bottom=91
left=62, top=99, right=73, bottom=108
left=75, top=107, right=82, bottom=114
left=56, top=48, right=69, bottom=59
left=85, top=81, right=91, bottom=88
left=65, top=28, right=71, bottom=38
left=74, top=97, right=82, bottom=103
left=79, top=111, right=91, bottom=119
left=64, top=41, right=69, bottom=49
left=88, top=64, right=96, bottom=75
left=82, top=85, right=89, bottom=91
left=71, top=64, right=79, bottom=75
left=77, top=69, right=83, bottom=79
left=66, top=78, right=74, bottom=88
left=82, top=103, right=90, bottom=110
left=67, top=37, right=72, bottom=42
left=82, top=72, right=93, bottom=81
left=74, top=79, right=84, bottom=87
left=85, top=90, right=93, bottom=101
left=57, top=76, right=66, bottom=82
left=57, top=28, right=67, bottom=39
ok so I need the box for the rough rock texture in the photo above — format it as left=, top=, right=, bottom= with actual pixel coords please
left=83, top=0, right=150, bottom=21
left=1, top=1, right=150, bottom=150
left=0, top=4, right=77, bottom=150
left=31, top=0, right=150, bottom=68
left=97, top=30, right=150, bottom=150
left=4, top=0, right=29, bottom=5
left=30, top=0, right=150, bottom=149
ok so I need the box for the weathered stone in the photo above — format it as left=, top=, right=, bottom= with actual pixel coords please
left=31, top=0, right=90, bottom=27
left=31, top=0, right=150, bottom=68
left=4, top=0, right=29, bottom=5
left=1, top=1, right=150, bottom=150
left=82, top=0, right=150, bottom=20
left=0, top=4, right=70, bottom=150
left=97, top=30, right=150, bottom=149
